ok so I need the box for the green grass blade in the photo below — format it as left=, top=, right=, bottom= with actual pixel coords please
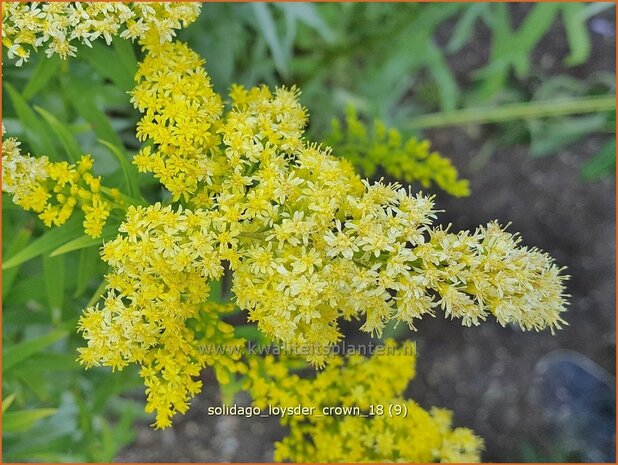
left=81, top=42, right=135, bottom=92
left=252, top=3, right=288, bottom=77
left=582, top=139, right=616, bottom=181
left=86, top=280, right=108, bottom=308
left=2, top=394, right=17, bottom=414
left=562, top=3, right=592, bottom=66
left=426, top=39, right=459, bottom=112
left=408, top=95, right=616, bottom=129
left=112, top=38, right=139, bottom=82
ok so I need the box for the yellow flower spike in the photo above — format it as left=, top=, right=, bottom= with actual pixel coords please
left=2, top=2, right=202, bottom=66
left=73, top=40, right=567, bottom=436
left=78, top=205, right=245, bottom=427
left=2, top=129, right=114, bottom=238
left=247, top=341, right=483, bottom=462
left=326, top=105, right=470, bottom=197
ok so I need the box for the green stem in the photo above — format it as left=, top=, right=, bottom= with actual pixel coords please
left=408, top=95, right=616, bottom=129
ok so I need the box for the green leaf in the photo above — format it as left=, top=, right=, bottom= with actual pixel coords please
left=2, top=227, right=32, bottom=299
left=220, top=376, right=246, bottom=405
left=3, top=330, right=68, bottom=372
left=3, top=409, right=58, bottom=433
left=529, top=114, right=607, bottom=157
left=426, top=39, right=459, bottom=112
left=2, top=394, right=17, bottom=414
left=562, top=3, right=591, bottom=66
left=513, top=4, right=560, bottom=66
left=92, top=367, right=142, bottom=413
left=43, top=254, right=66, bottom=323
left=279, top=3, right=335, bottom=43
left=35, top=106, right=82, bottom=163
left=17, top=370, right=48, bottom=401
left=5, top=276, right=46, bottom=309
left=50, top=224, right=117, bottom=257
left=208, top=278, right=223, bottom=303
left=86, top=280, right=108, bottom=308
left=12, top=353, right=79, bottom=374
left=234, top=324, right=267, bottom=344
left=112, top=38, right=138, bottom=82
left=22, top=55, right=62, bottom=100
left=252, top=3, right=288, bottom=77
left=582, top=139, right=616, bottom=181
left=4, top=82, right=58, bottom=159
left=81, top=42, right=135, bottom=92
left=446, top=3, right=487, bottom=53
left=74, top=247, right=102, bottom=298
left=63, top=76, right=124, bottom=148
left=98, top=139, right=140, bottom=199
left=2, top=217, right=83, bottom=270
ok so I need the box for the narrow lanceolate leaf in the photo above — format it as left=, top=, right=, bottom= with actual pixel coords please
left=252, top=3, right=288, bottom=77
left=86, top=280, right=108, bottom=308
left=81, top=42, right=135, bottom=92
left=2, top=394, right=17, bottom=414
left=22, top=55, right=61, bottom=100
left=2, top=227, right=32, bottom=299
left=582, top=139, right=616, bottom=181
left=63, top=76, right=124, bottom=148
left=98, top=139, right=141, bottom=199
left=74, top=247, right=101, bottom=298
left=112, top=38, right=139, bottom=83
left=50, top=225, right=118, bottom=257
left=3, top=330, right=68, bottom=372
left=562, top=3, right=591, bottom=67
left=2, top=218, right=83, bottom=270
left=35, top=106, right=82, bottom=163
left=4, top=83, right=58, bottom=159
left=2, top=409, right=57, bottom=433
left=43, top=254, right=66, bottom=323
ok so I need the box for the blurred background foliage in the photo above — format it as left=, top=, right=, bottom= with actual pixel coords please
left=2, top=2, right=615, bottom=462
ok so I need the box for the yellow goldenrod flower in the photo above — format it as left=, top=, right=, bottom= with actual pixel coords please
left=119, top=41, right=568, bottom=368
left=131, top=41, right=224, bottom=203
left=77, top=204, right=246, bottom=428
left=327, top=105, right=470, bottom=197
left=2, top=2, right=201, bottom=66
left=2, top=128, right=113, bottom=238
left=247, top=340, right=484, bottom=462
left=77, top=41, right=568, bottom=432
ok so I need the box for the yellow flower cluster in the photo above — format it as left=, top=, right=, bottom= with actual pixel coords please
left=2, top=2, right=201, bottom=66
left=2, top=128, right=113, bottom=238
left=131, top=41, right=224, bottom=203
left=77, top=203, right=246, bottom=428
left=123, top=41, right=568, bottom=368
left=416, top=223, right=568, bottom=332
left=247, top=340, right=484, bottom=462
left=78, top=41, right=568, bottom=429
left=327, top=105, right=470, bottom=197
